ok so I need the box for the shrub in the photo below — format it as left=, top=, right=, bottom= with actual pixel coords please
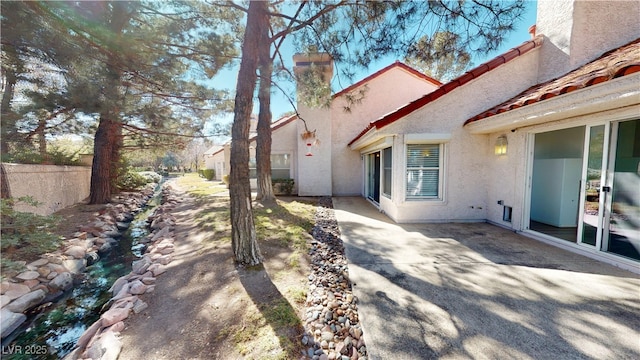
left=139, top=171, right=162, bottom=183
left=117, top=169, right=150, bottom=191
left=272, top=178, right=295, bottom=195
left=1, top=197, right=62, bottom=275
left=222, top=174, right=230, bottom=186
left=201, top=169, right=215, bottom=181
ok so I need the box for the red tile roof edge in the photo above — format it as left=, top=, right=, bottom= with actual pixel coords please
left=333, top=61, right=442, bottom=99
left=249, top=114, right=298, bottom=142
left=348, top=36, right=544, bottom=146
left=464, top=37, right=640, bottom=126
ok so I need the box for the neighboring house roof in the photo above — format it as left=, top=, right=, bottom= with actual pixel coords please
left=249, top=114, right=298, bottom=142
left=204, top=145, right=223, bottom=156
left=348, top=36, right=544, bottom=146
left=465, top=38, right=640, bottom=126
left=333, top=61, right=442, bottom=99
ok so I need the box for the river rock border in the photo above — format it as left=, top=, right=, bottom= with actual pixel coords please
left=0, top=183, right=157, bottom=342
left=63, top=183, right=180, bottom=360
left=302, top=197, right=368, bottom=360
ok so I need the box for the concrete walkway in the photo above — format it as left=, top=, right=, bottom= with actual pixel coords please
left=333, top=197, right=640, bottom=360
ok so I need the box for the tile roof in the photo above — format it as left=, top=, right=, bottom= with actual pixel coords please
left=464, top=38, right=640, bottom=126
left=333, top=61, right=441, bottom=99
left=249, top=114, right=298, bottom=142
left=348, top=36, right=544, bottom=146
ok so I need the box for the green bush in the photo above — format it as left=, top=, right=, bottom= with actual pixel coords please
left=3, top=147, right=80, bottom=166
left=117, top=169, right=150, bottom=191
left=222, top=174, right=230, bottom=186
left=201, top=169, right=215, bottom=181
left=1, top=197, right=62, bottom=276
left=139, top=171, right=162, bottom=183
left=272, top=178, right=295, bottom=195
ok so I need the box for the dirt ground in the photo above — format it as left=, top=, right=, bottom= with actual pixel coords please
left=115, top=179, right=313, bottom=360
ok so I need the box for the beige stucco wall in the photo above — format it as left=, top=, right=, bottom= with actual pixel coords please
left=368, top=49, right=541, bottom=223
left=483, top=76, right=640, bottom=231
left=3, top=163, right=91, bottom=216
left=536, top=0, right=640, bottom=82
left=331, top=67, right=440, bottom=195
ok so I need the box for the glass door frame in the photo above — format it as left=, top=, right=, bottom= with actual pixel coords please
left=577, top=122, right=611, bottom=249
left=365, top=151, right=381, bottom=204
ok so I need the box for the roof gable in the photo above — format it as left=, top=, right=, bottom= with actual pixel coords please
left=333, top=61, right=441, bottom=99
left=348, top=36, right=544, bottom=146
left=249, top=114, right=298, bottom=142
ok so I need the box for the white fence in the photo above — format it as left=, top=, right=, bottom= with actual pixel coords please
left=2, top=163, right=91, bottom=215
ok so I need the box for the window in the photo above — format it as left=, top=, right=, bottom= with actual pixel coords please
left=249, top=154, right=291, bottom=179
left=383, top=147, right=392, bottom=197
left=271, top=154, right=291, bottom=179
left=406, top=144, right=442, bottom=199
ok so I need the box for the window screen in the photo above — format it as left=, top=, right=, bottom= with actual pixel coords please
left=406, top=144, right=441, bottom=199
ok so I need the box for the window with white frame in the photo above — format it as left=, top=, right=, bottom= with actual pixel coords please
left=383, top=147, right=392, bottom=197
left=249, top=154, right=291, bottom=179
left=406, top=143, right=442, bottom=200
left=271, top=154, right=291, bottom=179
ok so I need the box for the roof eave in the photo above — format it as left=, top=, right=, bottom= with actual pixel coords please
left=465, top=73, right=640, bottom=134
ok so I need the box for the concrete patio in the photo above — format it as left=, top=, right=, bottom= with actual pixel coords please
left=333, top=197, right=640, bottom=360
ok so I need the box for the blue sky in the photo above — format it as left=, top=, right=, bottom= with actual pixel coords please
left=208, top=1, right=538, bottom=131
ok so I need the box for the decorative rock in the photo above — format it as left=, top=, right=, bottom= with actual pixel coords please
left=132, top=299, right=148, bottom=314
left=64, top=245, right=87, bottom=259
left=0, top=295, right=11, bottom=308
left=62, top=259, right=86, bottom=274
left=111, top=283, right=131, bottom=301
left=1, top=308, right=26, bottom=339
left=6, top=289, right=46, bottom=313
left=322, top=331, right=334, bottom=341
left=106, top=321, right=125, bottom=333
left=37, top=266, right=51, bottom=278
left=86, top=331, right=122, bottom=360
left=2, top=283, right=31, bottom=301
left=23, top=279, right=40, bottom=289
left=16, top=270, right=40, bottom=281
left=148, top=264, right=167, bottom=276
left=156, top=255, right=172, bottom=265
left=100, top=307, right=130, bottom=327
left=109, top=277, right=129, bottom=295
left=76, top=319, right=103, bottom=351
left=128, top=280, right=147, bottom=295
left=132, top=257, right=152, bottom=275
left=27, top=258, right=49, bottom=268
left=141, top=277, right=156, bottom=285
left=50, top=272, right=74, bottom=291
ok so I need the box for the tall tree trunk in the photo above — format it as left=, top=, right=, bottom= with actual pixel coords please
left=229, top=0, right=266, bottom=265
left=256, top=21, right=275, bottom=202
left=38, top=117, right=47, bottom=160
left=89, top=115, right=118, bottom=204
left=1, top=46, right=19, bottom=156
left=1, top=163, right=11, bottom=199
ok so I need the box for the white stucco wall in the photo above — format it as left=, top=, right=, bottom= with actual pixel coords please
left=368, top=49, right=541, bottom=223
left=483, top=79, right=640, bottom=230
left=3, top=163, right=91, bottom=215
left=331, top=67, right=440, bottom=195
left=536, top=0, right=640, bottom=82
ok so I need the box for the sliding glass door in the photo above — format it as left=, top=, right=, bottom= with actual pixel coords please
left=530, top=119, right=639, bottom=261
left=603, top=119, right=640, bottom=260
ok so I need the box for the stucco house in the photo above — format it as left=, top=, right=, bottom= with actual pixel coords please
left=343, top=0, right=639, bottom=272
left=209, top=61, right=441, bottom=193
left=214, top=1, right=639, bottom=272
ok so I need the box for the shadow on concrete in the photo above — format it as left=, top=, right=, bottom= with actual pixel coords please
left=333, top=197, right=640, bottom=360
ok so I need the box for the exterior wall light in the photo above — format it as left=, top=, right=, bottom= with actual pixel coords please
left=495, top=135, right=508, bottom=155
